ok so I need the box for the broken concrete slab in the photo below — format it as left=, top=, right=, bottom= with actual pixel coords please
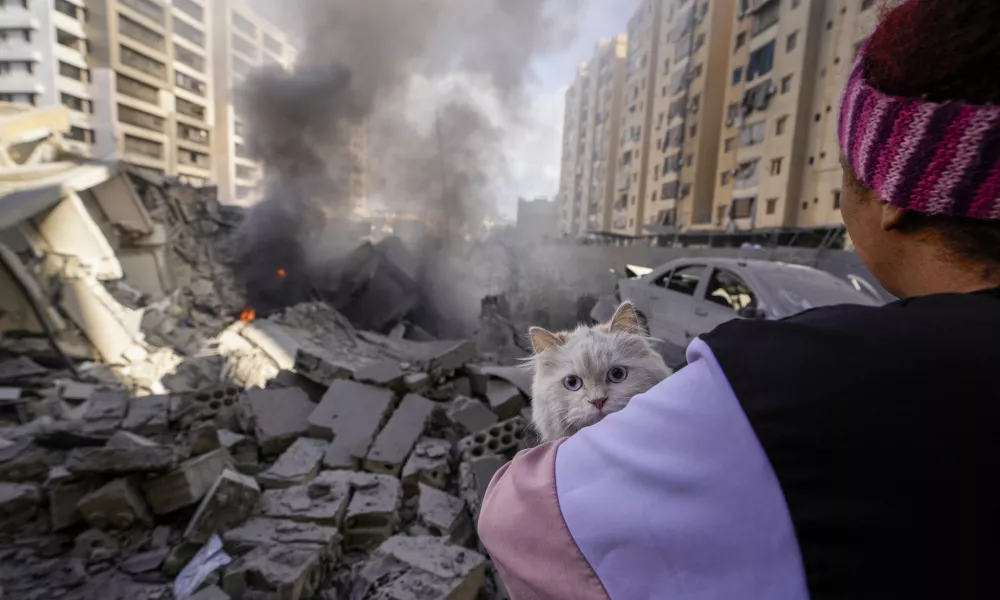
left=427, top=341, right=478, bottom=373
left=65, top=435, right=176, bottom=476
left=217, top=430, right=259, bottom=474
left=240, top=320, right=307, bottom=372
left=119, top=547, right=170, bottom=575
left=238, top=388, right=314, bottom=457
left=74, top=528, right=120, bottom=563
left=255, top=470, right=351, bottom=527
left=0, top=387, right=23, bottom=406
left=256, top=438, right=327, bottom=490
left=81, top=389, right=129, bottom=436
left=403, top=372, right=430, bottom=395
left=356, top=535, right=486, bottom=600
left=460, top=456, right=506, bottom=521
left=142, top=449, right=234, bottom=515
left=401, top=437, right=452, bottom=492
left=458, top=416, right=527, bottom=460
left=58, top=381, right=96, bottom=405
left=184, top=469, right=261, bottom=544
left=188, top=422, right=222, bottom=456
left=221, top=544, right=324, bottom=600
left=417, top=484, right=472, bottom=545
left=49, top=477, right=91, bottom=531
left=0, top=482, right=40, bottom=533
left=0, top=357, right=48, bottom=382
left=0, top=442, right=50, bottom=482
left=77, top=477, right=153, bottom=530
left=312, top=381, right=394, bottom=470
left=354, top=361, right=405, bottom=390
left=221, top=518, right=342, bottom=562
left=294, top=345, right=354, bottom=387
left=189, top=585, right=230, bottom=600
left=468, top=365, right=533, bottom=397
left=364, top=394, right=435, bottom=476
left=446, top=396, right=498, bottom=435
left=485, top=380, right=526, bottom=420
left=121, top=395, right=170, bottom=436
left=343, top=473, right=402, bottom=551
left=451, top=376, right=472, bottom=397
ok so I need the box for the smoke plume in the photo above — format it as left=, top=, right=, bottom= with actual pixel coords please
left=235, top=0, right=580, bottom=330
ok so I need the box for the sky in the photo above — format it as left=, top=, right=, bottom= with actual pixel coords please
left=246, top=0, right=642, bottom=219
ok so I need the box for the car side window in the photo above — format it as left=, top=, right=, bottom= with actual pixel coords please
left=705, top=268, right=757, bottom=312
left=667, top=266, right=704, bottom=296
left=652, top=270, right=673, bottom=289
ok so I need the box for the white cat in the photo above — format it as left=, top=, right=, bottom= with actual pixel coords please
left=528, top=302, right=672, bottom=442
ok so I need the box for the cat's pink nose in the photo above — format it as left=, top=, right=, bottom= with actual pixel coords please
left=591, top=397, right=607, bottom=410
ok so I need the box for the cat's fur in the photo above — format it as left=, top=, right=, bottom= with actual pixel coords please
left=528, top=302, right=672, bottom=442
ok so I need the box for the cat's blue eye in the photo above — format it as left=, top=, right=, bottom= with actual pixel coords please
left=607, top=366, right=629, bottom=383
left=563, top=375, right=582, bottom=391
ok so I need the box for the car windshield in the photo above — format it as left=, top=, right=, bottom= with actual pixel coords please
left=755, top=264, right=881, bottom=317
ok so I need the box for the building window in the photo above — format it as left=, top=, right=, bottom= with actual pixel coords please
left=689, top=124, right=697, bottom=138
left=232, top=12, right=258, bottom=38
left=833, top=190, right=842, bottom=209
left=740, top=120, right=766, bottom=147
left=792, top=0, right=802, bottom=7
left=732, top=197, right=755, bottom=219
left=747, top=40, right=776, bottom=82
left=118, top=103, right=165, bottom=132
left=173, top=15, right=205, bottom=47
left=175, top=71, right=206, bottom=96
left=752, top=0, right=780, bottom=37
left=725, top=137, right=735, bottom=152
left=692, top=63, right=703, bottom=79
left=787, top=31, right=799, bottom=52
left=58, top=61, right=90, bottom=82
left=651, top=191, right=658, bottom=202
left=721, top=171, right=731, bottom=186
left=176, top=97, right=206, bottom=120
left=717, top=205, right=728, bottom=225
left=174, top=0, right=204, bottom=21
left=802, top=201, right=809, bottom=210
left=174, top=43, right=206, bottom=72
left=766, top=198, right=777, bottom=215
left=66, top=126, right=94, bottom=144
left=686, top=154, right=694, bottom=167
left=781, top=75, right=793, bottom=94
left=770, top=157, right=783, bottom=175
left=264, top=34, right=283, bottom=55
left=60, top=92, right=93, bottom=114
left=776, top=115, right=788, bottom=135
left=732, top=67, right=743, bottom=85
left=629, top=218, right=634, bottom=228
left=735, top=31, right=746, bottom=51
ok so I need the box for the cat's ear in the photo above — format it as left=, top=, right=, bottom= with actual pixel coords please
left=608, top=302, right=643, bottom=335
left=529, top=327, right=564, bottom=354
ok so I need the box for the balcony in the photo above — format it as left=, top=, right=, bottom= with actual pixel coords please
left=178, top=148, right=210, bottom=169
left=175, top=71, right=206, bottom=96
left=177, top=122, right=209, bottom=145
left=263, top=34, right=282, bottom=55
left=232, top=12, right=257, bottom=39
left=175, top=97, right=205, bottom=120
left=120, top=0, right=166, bottom=26
left=118, top=103, right=165, bottom=132
left=56, top=28, right=87, bottom=55
left=55, top=0, right=81, bottom=20
left=173, top=15, right=204, bottom=47
left=58, top=60, right=90, bottom=83
left=235, top=164, right=257, bottom=181
left=173, top=0, right=204, bottom=21
left=119, top=14, right=166, bottom=53
left=0, top=8, right=40, bottom=30
left=231, top=33, right=256, bottom=59
left=733, top=159, right=760, bottom=190
left=119, top=45, right=166, bottom=80
left=124, top=133, right=163, bottom=159
left=174, top=43, right=205, bottom=72
left=117, top=74, right=159, bottom=104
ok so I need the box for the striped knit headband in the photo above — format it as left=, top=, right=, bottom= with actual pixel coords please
left=839, top=39, right=1000, bottom=220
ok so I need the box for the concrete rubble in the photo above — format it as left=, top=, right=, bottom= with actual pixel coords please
left=0, top=103, right=536, bottom=600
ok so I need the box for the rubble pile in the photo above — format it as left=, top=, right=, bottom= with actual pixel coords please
left=0, top=109, right=541, bottom=599
left=0, top=296, right=537, bottom=599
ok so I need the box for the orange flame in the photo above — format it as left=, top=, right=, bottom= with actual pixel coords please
left=240, top=307, right=256, bottom=323
left=277, top=268, right=287, bottom=278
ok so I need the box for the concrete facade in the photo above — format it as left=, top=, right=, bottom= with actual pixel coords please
left=556, top=0, right=882, bottom=242
left=209, top=0, right=294, bottom=206
left=0, top=0, right=96, bottom=155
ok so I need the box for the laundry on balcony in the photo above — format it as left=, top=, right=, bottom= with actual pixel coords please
left=741, top=78, right=776, bottom=116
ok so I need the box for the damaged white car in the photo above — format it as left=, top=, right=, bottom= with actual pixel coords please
left=592, top=257, right=883, bottom=368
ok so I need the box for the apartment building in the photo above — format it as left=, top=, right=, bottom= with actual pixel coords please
left=585, top=35, right=629, bottom=236
left=799, top=0, right=878, bottom=229
left=557, top=62, right=589, bottom=236
left=0, top=0, right=96, bottom=155
left=709, top=0, right=878, bottom=238
left=614, top=0, right=665, bottom=238
left=647, top=0, right=735, bottom=235
left=82, top=0, right=214, bottom=185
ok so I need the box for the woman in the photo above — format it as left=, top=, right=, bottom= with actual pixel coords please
left=478, top=1, right=1000, bottom=598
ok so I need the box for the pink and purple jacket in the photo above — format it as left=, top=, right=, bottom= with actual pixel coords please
left=477, top=290, right=1000, bottom=599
